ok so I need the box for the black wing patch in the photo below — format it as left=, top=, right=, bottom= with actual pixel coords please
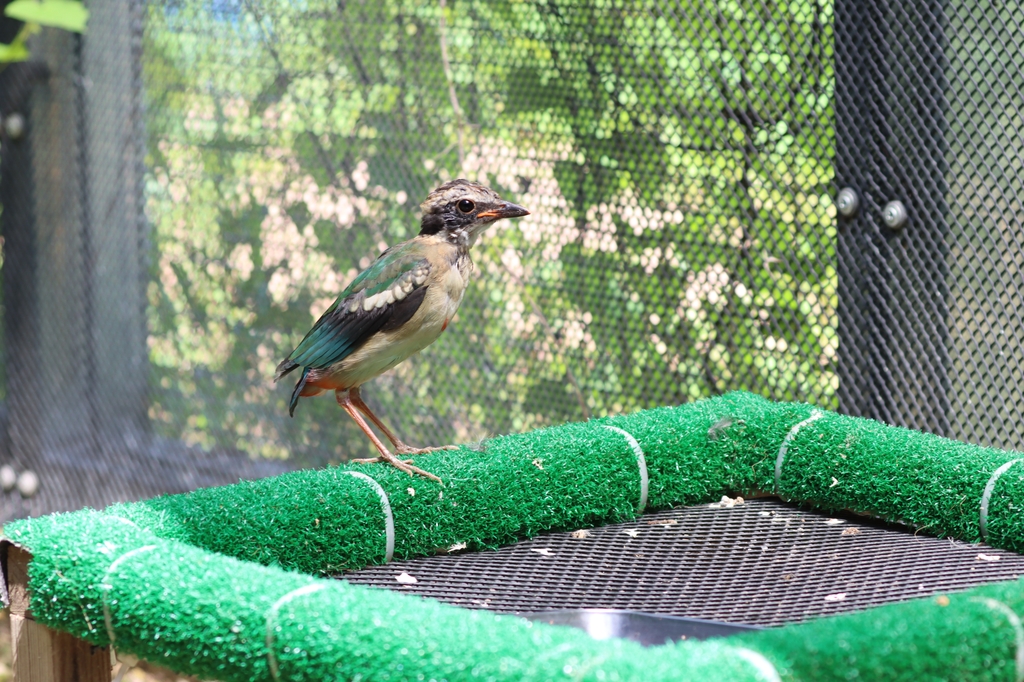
left=379, top=286, right=427, bottom=332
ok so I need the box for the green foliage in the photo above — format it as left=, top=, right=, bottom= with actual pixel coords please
left=143, top=0, right=837, bottom=464
left=0, top=0, right=89, bottom=63
left=4, top=0, right=88, bottom=32
left=0, top=35, right=29, bottom=61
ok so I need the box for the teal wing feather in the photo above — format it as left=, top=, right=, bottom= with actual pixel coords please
left=276, top=240, right=432, bottom=377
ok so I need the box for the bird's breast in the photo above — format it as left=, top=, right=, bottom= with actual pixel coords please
left=441, top=253, right=472, bottom=315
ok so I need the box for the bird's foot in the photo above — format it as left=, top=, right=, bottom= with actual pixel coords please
left=351, top=456, right=415, bottom=465
left=394, top=443, right=460, bottom=456
left=353, top=451, right=442, bottom=483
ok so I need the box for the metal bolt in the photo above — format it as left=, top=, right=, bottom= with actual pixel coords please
left=4, top=112, right=25, bottom=140
left=882, top=200, right=908, bottom=230
left=0, top=465, right=15, bottom=492
left=16, top=470, right=39, bottom=498
left=836, top=187, right=859, bottom=218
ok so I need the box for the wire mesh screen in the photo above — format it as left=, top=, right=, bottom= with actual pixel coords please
left=834, top=0, right=1024, bottom=449
left=131, top=0, right=838, bottom=468
left=0, top=0, right=1022, bottom=511
left=345, top=498, right=1024, bottom=626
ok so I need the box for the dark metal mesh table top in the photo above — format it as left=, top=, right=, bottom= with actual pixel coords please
left=343, top=498, right=1024, bottom=627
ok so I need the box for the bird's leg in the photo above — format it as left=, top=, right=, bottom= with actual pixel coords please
left=349, top=386, right=458, bottom=456
left=336, top=389, right=441, bottom=483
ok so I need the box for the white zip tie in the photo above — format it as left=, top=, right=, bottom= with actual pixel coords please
left=971, top=597, right=1024, bottom=682
left=112, top=651, right=141, bottom=682
left=775, top=411, right=825, bottom=495
left=732, top=647, right=783, bottom=682
left=265, top=583, right=329, bottom=682
left=100, top=545, right=158, bottom=646
left=602, top=425, right=649, bottom=513
left=340, top=470, right=394, bottom=563
left=980, top=459, right=1022, bottom=543
left=112, top=661, right=131, bottom=682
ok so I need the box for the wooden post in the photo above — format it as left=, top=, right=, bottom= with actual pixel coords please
left=6, top=546, right=112, bottom=682
left=833, top=0, right=952, bottom=437
left=2, top=0, right=148, bottom=480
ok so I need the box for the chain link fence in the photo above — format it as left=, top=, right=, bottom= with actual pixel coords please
left=0, top=0, right=1018, bottom=515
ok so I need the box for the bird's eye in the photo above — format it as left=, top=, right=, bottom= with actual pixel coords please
left=457, top=199, right=475, bottom=213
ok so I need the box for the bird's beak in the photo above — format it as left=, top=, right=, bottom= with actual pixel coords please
left=477, top=202, right=530, bottom=220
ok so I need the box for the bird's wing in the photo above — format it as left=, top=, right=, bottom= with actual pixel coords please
left=282, top=242, right=432, bottom=371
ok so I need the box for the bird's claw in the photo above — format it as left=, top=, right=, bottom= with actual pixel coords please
left=352, top=456, right=416, bottom=465
left=352, top=452, right=442, bottom=483
left=393, top=461, right=442, bottom=483
left=394, top=443, right=460, bottom=456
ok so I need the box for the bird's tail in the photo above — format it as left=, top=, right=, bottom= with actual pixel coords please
left=274, top=357, right=299, bottom=382
left=288, top=367, right=311, bottom=417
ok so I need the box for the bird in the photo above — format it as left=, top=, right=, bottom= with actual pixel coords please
left=275, top=179, right=529, bottom=482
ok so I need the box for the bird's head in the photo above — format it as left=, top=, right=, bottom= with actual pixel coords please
left=418, top=179, right=529, bottom=247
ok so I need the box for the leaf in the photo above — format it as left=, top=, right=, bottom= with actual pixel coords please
left=5, top=0, right=89, bottom=33
left=0, top=39, right=29, bottom=63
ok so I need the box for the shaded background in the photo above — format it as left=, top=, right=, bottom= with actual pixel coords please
left=0, top=0, right=1018, bottom=518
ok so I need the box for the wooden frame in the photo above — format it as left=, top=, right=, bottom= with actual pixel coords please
left=5, top=546, right=112, bottom=682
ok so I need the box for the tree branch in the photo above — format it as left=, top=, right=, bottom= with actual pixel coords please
left=437, top=0, right=465, bottom=169
left=500, top=261, right=591, bottom=421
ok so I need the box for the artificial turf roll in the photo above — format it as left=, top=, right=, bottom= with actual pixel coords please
left=3, top=511, right=782, bottom=682
left=99, top=391, right=802, bottom=575
left=736, top=579, right=1024, bottom=682
left=35, top=389, right=1024, bottom=576
left=749, top=406, right=1024, bottom=548
left=11, top=391, right=1024, bottom=681
left=8, top=505, right=1024, bottom=682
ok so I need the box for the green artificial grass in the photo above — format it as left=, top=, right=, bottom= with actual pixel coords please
left=81, top=390, right=1024, bottom=573
left=91, top=391, right=809, bottom=574
left=8, top=390, right=1024, bottom=681
left=7, top=512, right=781, bottom=682
left=739, top=583, right=1024, bottom=682
left=8, top=503, right=1024, bottom=682
left=757, top=406, right=1024, bottom=548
